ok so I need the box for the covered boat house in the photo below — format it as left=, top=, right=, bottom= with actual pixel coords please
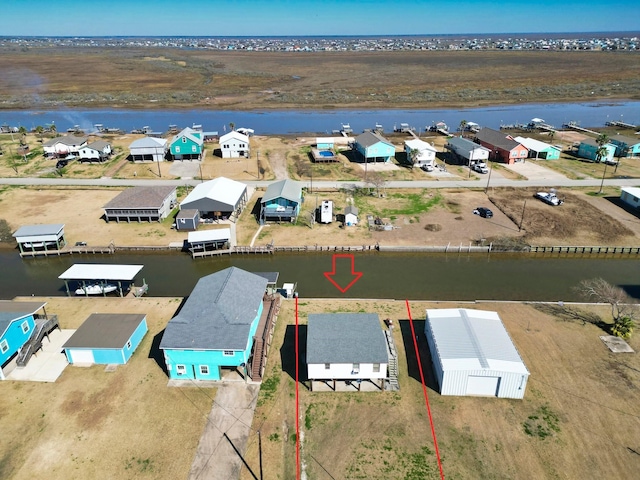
left=58, top=264, right=145, bottom=297
left=13, top=224, right=66, bottom=254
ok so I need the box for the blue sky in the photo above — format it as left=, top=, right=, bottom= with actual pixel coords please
left=2, top=0, right=639, bottom=37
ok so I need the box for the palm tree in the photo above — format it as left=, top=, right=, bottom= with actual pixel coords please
left=229, top=122, right=235, bottom=131
left=595, top=145, right=608, bottom=164
left=409, top=148, right=420, bottom=169
left=611, top=316, right=635, bottom=339
left=458, top=120, right=467, bottom=137
left=34, top=125, right=44, bottom=142
left=596, top=133, right=609, bottom=149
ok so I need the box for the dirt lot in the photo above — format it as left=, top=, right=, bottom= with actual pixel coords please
left=0, top=295, right=212, bottom=480
left=240, top=299, right=640, bottom=480
left=1, top=48, right=639, bottom=109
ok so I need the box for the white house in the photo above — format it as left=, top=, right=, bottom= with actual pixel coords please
left=78, top=140, right=112, bottom=162
left=42, top=135, right=88, bottom=158
left=425, top=308, right=529, bottom=399
left=620, top=187, right=640, bottom=210
left=179, top=177, right=248, bottom=220
left=220, top=131, right=250, bottom=158
left=129, top=137, right=168, bottom=162
left=307, top=313, right=389, bottom=391
left=404, top=138, right=437, bottom=168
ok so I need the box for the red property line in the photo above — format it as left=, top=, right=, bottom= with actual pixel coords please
left=405, top=299, right=445, bottom=480
left=295, top=296, right=300, bottom=480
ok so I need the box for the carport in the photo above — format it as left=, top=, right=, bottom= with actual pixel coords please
left=58, top=264, right=144, bottom=297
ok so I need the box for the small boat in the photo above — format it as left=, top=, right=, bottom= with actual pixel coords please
left=75, top=284, right=118, bottom=295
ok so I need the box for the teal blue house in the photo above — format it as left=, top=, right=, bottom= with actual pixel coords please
left=609, top=135, right=640, bottom=158
left=160, top=267, right=268, bottom=381
left=62, top=313, right=148, bottom=365
left=577, top=139, right=616, bottom=163
left=170, top=127, right=204, bottom=160
left=260, top=179, right=303, bottom=224
left=0, top=301, right=47, bottom=380
left=355, top=131, right=396, bottom=163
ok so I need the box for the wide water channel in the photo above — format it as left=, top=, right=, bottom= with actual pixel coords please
left=2, top=251, right=639, bottom=302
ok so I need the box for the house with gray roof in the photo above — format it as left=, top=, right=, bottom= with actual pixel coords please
left=180, top=177, right=248, bottom=220
left=159, top=267, right=268, bottom=381
left=78, top=140, right=112, bottom=162
left=354, top=131, right=396, bottom=163
left=475, top=128, right=528, bottom=164
left=103, top=186, right=177, bottom=223
left=42, top=135, right=88, bottom=158
left=129, top=136, right=168, bottom=162
left=307, top=313, right=389, bottom=391
left=608, top=134, right=640, bottom=157
left=169, top=127, right=204, bottom=160
left=260, top=179, right=303, bottom=224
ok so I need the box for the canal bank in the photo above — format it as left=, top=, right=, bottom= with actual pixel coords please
left=3, top=250, right=639, bottom=302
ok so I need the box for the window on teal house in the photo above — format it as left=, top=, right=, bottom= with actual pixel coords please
left=0, top=339, right=8, bottom=354
left=21, top=321, right=30, bottom=334
left=223, top=350, right=234, bottom=356
left=176, top=364, right=186, bottom=375
left=182, top=137, right=187, bottom=143
left=200, top=365, right=209, bottom=375
left=126, top=340, right=132, bottom=349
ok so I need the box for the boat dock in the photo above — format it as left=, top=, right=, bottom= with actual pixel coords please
left=605, top=120, right=637, bottom=129
left=563, top=122, right=600, bottom=135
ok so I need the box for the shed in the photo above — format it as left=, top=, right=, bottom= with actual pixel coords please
left=63, top=313, right=148, bottom=365
left=425, top=308, right=529, bottom=399
left=176, top=208, right=200, bottom=231
left=103, top=186, right=177, bottom=223
left=12, top=224, right=66, bottom=253
left=180, top=177, right=248, bottom=220
left=344, top=205, right=359, bottom=226
left=620, top=187, right=640, bottom=209
left=307, top=313, right=389, bottom=391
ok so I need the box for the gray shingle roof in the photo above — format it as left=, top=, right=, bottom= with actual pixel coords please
left=447, top=136, right=488, bottom=151
left=355, top=131, right=393, bottom=148
left=159, top=267, right=268, bottom=351
left=475, top=128, right=521, bottom=150
left=84, top=140, right=110, bottom=151
left=261, top=179, right=302, bottom=204
left=62, top=313, right=146, bottom=349
left=103, top=186, right=176, bottom=210
left=43, top=135, right=88, bottom=147
left=0, top=301, right=47, bottom=338
left=306, top=313, right=388, bottom=364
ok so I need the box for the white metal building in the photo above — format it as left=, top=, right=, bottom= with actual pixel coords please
left=425, top=308, right=529, bottom=399
left=404, top=138, right=437, bottom=168
left=620, top=187, right=640, bottom=209
left=220, top=131, right=250, bottom=158
left=179, top=177, right=248, bottom=220
left=129, top=137, right=168, bottom=162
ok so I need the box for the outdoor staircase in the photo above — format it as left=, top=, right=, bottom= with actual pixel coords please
left=16, top=315, right=59, bottom=367
left=384, top=329, right=400, bottom=391
left=251, top=339, right=264, bottom=380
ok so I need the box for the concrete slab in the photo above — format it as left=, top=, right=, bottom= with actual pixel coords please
left=6, top=329, right=74, bottom=382
left=502, top=159, right=569, bottom=181
left=600, top=335, right=635, bottom=353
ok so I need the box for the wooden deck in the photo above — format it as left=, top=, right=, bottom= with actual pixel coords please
left=249, top=295, right=281, bottom=382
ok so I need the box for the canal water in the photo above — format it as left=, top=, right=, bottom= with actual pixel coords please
left=2, top=250, right=639, bottom=302
left=1, top=101, right=638, bottom=135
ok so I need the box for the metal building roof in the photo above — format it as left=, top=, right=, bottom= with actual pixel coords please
left=180, top=177, right=247, bottom=210
left=513, top=136, right=559, bottom=152
left=63, top=313, right=146, bottom=349
left=307, top=313, right=388, bottom=364
left=446, top=136, right=490, bottom=152
left=404, top=138, right=436, bottom=152
left=58, top=264, right=144, bottom=281
left=426, top=308, right=528, bottom=374
left=187, top=228, right=230, bottom=244
left=129, top=137, right=167, bottom=149
left=261, top=179, right=302, bottom=204
left=13, top=224, right=64, bottom=238
left=219, top=131, right=249, bottom=143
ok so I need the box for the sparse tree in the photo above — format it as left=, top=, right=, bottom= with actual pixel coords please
left=458, top=119, right=467, bottom=136
left=575, top=278, right=638, bottom=338
left=367, top=171, right=388, bottom=197
left=34, top=125, right=44, bottom=142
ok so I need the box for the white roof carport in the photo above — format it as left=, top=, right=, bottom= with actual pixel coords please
left=188, top=228, right=231, bottom=244
left=59, top=264, right=144, bottom=281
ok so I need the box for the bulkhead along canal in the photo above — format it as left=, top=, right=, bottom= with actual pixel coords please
left=2, top=250, right=640, bottom=302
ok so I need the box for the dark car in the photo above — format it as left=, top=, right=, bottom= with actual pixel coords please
left=56, top=159, right=69, bottom=169
left=473, top=207, right=493, bottom=218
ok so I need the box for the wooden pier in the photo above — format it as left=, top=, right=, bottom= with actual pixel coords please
left=529, top=245, right=640, bottom=255
left=563, top=122, right=600, bottom=136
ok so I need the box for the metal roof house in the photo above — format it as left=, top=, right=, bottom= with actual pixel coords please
left=307, top=313, right=389, bottom=391
left=179, top=177, right=248, bottom=220
left=129, top=137, right=168, bottom=162
left=103, top=186, right=177, bottom=223
left=355, top=131, right=396, bottom=163
left=425, top=308, right=529, bottom=399
left=260, top=179, right=303, bottom=224
left=219, top=131, right=250, bottom=158
left=513, top=136, right=561, bottom=160
left=445, top=136, right=491, bottom=163
left=43, top=135, right=88, bottom=158
left=620, top=187, right=640, bottom=210
left=12, top=224, right=66, bottom=254
left=169, top=127, right=204, bottom=160
left=577, top=138, right=616, bottom=163
left=475, top=128, right=528, bottom=164
left=159, top=267, right=268, bottom=381
left=404, top=138, right=437, bottom=168
left=608, top=134, right=640, bottom=157
left=78, top=140, right=112, bottom=162
left=63, top=313, right=148, bottom=365
left=0, top=301, right=50, bottom=380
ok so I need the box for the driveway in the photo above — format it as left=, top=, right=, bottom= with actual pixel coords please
left=502, top=159, right=568, bottom=182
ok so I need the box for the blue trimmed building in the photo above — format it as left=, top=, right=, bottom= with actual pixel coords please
left=577, top=139, right=616, bottom=163
left=0, top=301, right=47, bottom=380
left=355, top=132, right=396, bottom=163
left=169, top=127, right=204, bottom=160
left=160, top=267, right=268, bottom=381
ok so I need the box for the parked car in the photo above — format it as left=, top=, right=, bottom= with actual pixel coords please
left=56, top=159, right=69, bottom=169
left=421, top=164, right=434, bottom=172
left=473, top=207, right=493, bottom=218
left=472, top=163, right=489, bottom=174
left=74, top=241, right=87, bottom=247
left=535, top=191, right=564, bottom=206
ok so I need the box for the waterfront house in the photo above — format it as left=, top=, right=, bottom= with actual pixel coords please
left=78, top=140, right=112, bottom=162
left=425, top=308, right=529, bottom=399
left=577, top=139, right=616, bottom=163
left=355, top=132, right=396, bottom=163
left=12, top=223, right=66, bottom=253
left=475, top=128, right=528, bottom=164
left=620, top=187, right=640, bottom=210
left=307, top=313, right=389, bottom=392
left=63, top=313, right=147, bottom=365
left=0, top=301, right=48, bottom=380
left=179, top=177, right=248, bottom=221
left=512, top=136, right=561, bottom=160
left=404, top=138, right=437, bottom=168
left=609, top=135, right=640, bottom=157
left=260, top=179, right=303, bottom=224
left=129, top=137, right=168, bottom=162
left=169, top=127, right=204, bottom=160
left=219, top=131, right=250, bottom=158
left=43, top=135, right=88, bottom=158
left=103, top=186, right=177, bottom=223
left=445, top=136, right=490, bottom=164
left=159, top=267, right=268, bottom=381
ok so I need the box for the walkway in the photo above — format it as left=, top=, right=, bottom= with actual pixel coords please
left=6, top=329, right=74, bottom=382
left=189, top=383, right=260, bottom=480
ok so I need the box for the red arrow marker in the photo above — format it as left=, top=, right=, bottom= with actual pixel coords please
left=324, top=253, right=363, bottom=293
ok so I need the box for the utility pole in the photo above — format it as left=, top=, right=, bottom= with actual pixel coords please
left=468, top=151, right=472, bottom=178
left=519, top=200, right=527, bottom=232
left=256, top=150, right=260, bottom=179
left=485, top=161, right=493, bottom=194
left=157, top=159, right=162, bottom=178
